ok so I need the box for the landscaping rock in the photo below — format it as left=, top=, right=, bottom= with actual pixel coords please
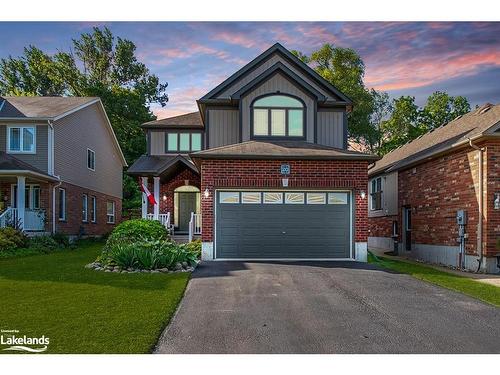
left=174, top=262, right=183, bottom=271
left=104, top=269, right=111, bottom=272
left=181, top=262, right=188, bottom=269
left=158, top=268, right=169, bottom=273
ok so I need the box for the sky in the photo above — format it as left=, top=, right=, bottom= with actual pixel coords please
left=0, top=22, right=498, bottom=119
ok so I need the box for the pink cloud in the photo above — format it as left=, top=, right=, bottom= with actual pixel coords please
left=365, top=49, right=500, bottom=91
left=211, top=31, right=259, bottom=48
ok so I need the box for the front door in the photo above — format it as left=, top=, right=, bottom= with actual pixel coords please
left=178, top=192, right=197, bottom=232
left=403, top=207, right=412, bottom=251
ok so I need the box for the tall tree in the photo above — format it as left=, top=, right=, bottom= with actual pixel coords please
left=420, top=91, right=471, bottom=130
left=293, top=44, right=390, bottom=151
left=367, top=90, right=392, bottom=153
left=0, top=26, right=169, bottom=209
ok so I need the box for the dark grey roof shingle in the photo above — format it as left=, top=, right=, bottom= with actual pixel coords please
left=142, top=112, right=203, bottom=128
left=0, top=96, right=98, bottom=118
left=190, top=140, right=379, bottom=161
left=0, top=151, right=57, bottom=180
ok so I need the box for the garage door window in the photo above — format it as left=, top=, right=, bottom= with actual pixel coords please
left=220, top=192, right=239, bottom=203
left=242, top=192, right=261, bottom=204
left=263, top=192, right=283, bottom=204
left=307, top=193, right=326, bottom=204
left=328, top=192, right=348, bottom=204
left=285, top=192, right=304, bottom=204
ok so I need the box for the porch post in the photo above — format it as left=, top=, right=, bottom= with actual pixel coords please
left=141, top=176, right=148, bottom=219
left=153, top=176, right=160, bottom=220
left=17, top=176, right=26, bottom=230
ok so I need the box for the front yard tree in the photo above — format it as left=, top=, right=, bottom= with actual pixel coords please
left=0, top=26, right=169, bottom=209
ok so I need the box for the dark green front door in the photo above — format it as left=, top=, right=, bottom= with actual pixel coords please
left=178, top=192, right=197, bottom=232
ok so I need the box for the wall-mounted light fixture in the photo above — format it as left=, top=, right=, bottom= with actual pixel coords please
left=494, top=192, right=500, bottom=210
left=360, top=190, right=366, bottom=200
left=162, top=194, right=167, bottom=201
left=204, top=188, right=210, bottom=198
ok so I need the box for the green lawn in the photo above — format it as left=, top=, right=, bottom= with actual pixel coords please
left=0, top=241, right=190, bottom=353
left=368, top=252, right=500, bottom=307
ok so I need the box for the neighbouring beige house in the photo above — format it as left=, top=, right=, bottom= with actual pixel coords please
left=0, top=96, right=127, bottom=236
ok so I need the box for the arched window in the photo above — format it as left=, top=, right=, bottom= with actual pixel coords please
left=252, top=95, right=305, bottom=138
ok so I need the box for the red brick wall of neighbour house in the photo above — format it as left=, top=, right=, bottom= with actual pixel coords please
left=397, top=145, right=485, bottom=255
left=200, top=159, right=369, bottom=243
left=145, top=168, right=200, bottom=226
left=485, top=141, right=500, bottom=256
left=55, top=181, right=122, bottom=236
left=368, top=215, right=398, bottom=238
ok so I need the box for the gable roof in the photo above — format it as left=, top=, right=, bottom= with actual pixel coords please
left=0, top=151, right=59, bottom=181
left=190, top=140, right=379, bottom=162
left=231, top=62, right=326, bottom=101
left=141, top=111, right=203, bottom=129
left=369, top=103, right=500, bottom=176
left=0, top=96, right=99, bottom=120
left=199, top=43, right=352, bottom=104
left=127, top=154, right=198, bottom=178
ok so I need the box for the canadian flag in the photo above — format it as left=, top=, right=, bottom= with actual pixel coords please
left=138, top=178, right=157, bottom=206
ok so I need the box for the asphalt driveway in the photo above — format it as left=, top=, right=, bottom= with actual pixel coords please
left=155, top=261, right=500, bottom=354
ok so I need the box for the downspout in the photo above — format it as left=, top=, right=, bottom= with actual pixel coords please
left=468, top=138, right=485, bottom=272
left=48, top=120, right=61, bottom=234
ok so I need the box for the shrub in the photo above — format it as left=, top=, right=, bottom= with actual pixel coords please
left=0, top=227, right=28, bottom=251
left=101, top=239, right=199, bottom=270
left=28, top=236, right=60, bottom=253
left=52, top=233, right=70, bottom=247
left=105, top=219, right=168, bottom=250
left=183, top=239, right=201, bottom=258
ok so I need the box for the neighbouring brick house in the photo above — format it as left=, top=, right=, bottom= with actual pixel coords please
left=128, top=43, right=378, bottom=261
left=368, top=103, right=500, bottom=273
left=0, top=97, right=126, bottom=236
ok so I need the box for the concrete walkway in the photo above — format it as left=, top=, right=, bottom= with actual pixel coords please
left=369, top=248, right=500, bottom=287
left=155, top=261, right=500, bottom=354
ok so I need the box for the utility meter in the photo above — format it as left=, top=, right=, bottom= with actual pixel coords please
left=456, top=210, right=467, bottom=225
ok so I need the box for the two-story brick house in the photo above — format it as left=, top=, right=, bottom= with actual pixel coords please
left=128, top=43, right=379, bottom=261
left=368, top=103, right=500, bottom=273
left=0, top=96, right=126, bottom=236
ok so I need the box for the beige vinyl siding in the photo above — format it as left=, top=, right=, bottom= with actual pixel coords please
left=0, top=123, right=48, bottom=172
left=208, top=109, right=239, bottom=148
left=218, top=53, right=336, bottom=101
left=54, top=103, right=123, bottom=198
left=150, top=131, right=165, bottom=155
left=317, top=110, right=345, bottom=148
left=368, top=172, right=398, bottom=217
left=241, top=73, right=315, bottom=142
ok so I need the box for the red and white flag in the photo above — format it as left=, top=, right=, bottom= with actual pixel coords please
left=138, top=178, right=157, bottom=205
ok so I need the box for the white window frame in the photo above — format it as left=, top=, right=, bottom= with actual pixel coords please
left=370, top=177, right=383, bottom=211
left=82, top=194, right=88, bottom=222
left=58, top=188, right=66, bottom=221
left=87, top=148, right=95, bottom=171
left=7, top=125, right=36, bottom=154
left=91, top=196, right=97, bottom=223
left=106, top=201, right=115, bottom=224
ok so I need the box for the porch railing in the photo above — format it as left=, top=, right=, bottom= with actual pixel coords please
left=188, top=212, right=202, bottom=242
left=0, top=208, right=45, bottom=231
left=24, top=209, right=45, bottom=231
left=145, top=212, right=172, bottom=233
left=0, top=207, right=18, bottom=228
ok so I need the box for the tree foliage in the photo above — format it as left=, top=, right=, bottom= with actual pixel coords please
left=0, top=27, right=168, bottom=209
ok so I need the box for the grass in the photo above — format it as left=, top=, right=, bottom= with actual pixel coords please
left=0, top=241, right=190, bottom=353
left=368, top=252, right=500, bottom=307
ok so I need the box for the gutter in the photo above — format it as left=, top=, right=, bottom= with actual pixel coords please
left=468, top=138, right=485, bottom=272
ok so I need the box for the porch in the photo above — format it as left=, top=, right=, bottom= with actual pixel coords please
left=0, top=175, right=52, bottom=232
left=127, top=154, right=202, bottom=242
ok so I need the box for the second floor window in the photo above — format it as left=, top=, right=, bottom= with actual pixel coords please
left=370, top=177, right=382, bottom=211
left=166, top=133, right=202, bottom=152
left=8, top=126, right=36, bottom=153
left=252, top=95, right=304, bottom=138
left=87, top=149, right=95, bottom=170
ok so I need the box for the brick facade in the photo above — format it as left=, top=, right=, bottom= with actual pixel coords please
left=200, top=159, right=369, bottom=243
left=369, top=140, right=500, bottom=258
left=0, top=179, right=121, bottom=236
left=144, top=168, right=201, bottom=227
